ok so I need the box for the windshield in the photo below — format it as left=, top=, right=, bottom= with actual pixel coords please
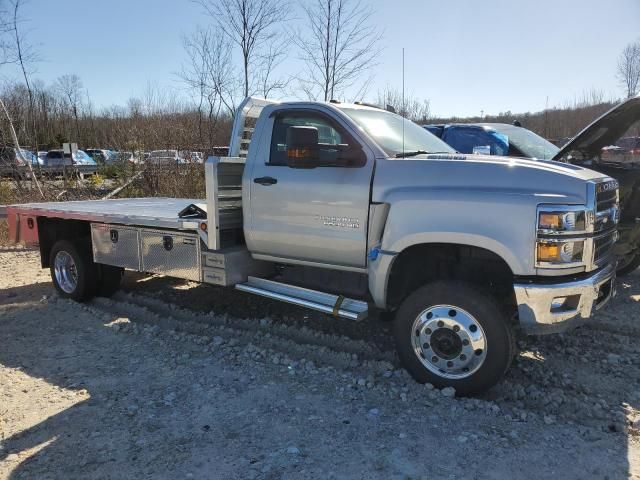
left=19, top=149, right=37, bottom=162
left=340, top=107, right=455, bottom=157
left=75, top=150, right=91, bottom=161
left=490, top=124, right=560, bottom=160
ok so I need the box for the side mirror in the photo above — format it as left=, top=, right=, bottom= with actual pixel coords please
left=472, top=145, right=491, bottom=155
left=287, top=126, right=319, bottom=169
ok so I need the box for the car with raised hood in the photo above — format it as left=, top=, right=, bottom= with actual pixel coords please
left=425, top=94, right=640, bottom=275
left=6, top=97, right=620, bottom=395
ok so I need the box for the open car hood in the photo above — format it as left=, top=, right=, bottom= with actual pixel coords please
left=552, top=94, right=640, bottom=161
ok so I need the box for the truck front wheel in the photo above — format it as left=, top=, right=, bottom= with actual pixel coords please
left=393, top=281, right=515, bottom=396
left=616, top=251, right=640, bottom=277
left=49, top=239, right=98, bottom=302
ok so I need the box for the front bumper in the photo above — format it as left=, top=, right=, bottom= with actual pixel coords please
left=513, top=262, right=616, bottom=334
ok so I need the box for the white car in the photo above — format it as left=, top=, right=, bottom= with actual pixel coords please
left=146, top=150, right=184, bottom=165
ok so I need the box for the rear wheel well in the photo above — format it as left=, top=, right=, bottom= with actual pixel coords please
left=386, top=243, right=516, bottom=312
left=37, top=218, right=92, bottom=268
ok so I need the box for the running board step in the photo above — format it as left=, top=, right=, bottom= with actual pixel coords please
left=235, top=276, right=368, bottom=321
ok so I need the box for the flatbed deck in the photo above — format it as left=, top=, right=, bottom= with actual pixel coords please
left=9, top=198, right=206, bottom=231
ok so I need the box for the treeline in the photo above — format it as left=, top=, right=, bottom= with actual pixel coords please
left=0, top=80, right=233, bottom=154
left=429, top=91, right=638, bottom=143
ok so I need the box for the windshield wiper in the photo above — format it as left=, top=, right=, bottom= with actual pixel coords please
left=395, top=150, right=429, bottom=158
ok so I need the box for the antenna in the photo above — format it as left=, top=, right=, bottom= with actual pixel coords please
left=402, top=47, right=405, bottom=158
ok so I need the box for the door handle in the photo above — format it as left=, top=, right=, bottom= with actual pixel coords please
left=253, top=176, right=278, bottom=186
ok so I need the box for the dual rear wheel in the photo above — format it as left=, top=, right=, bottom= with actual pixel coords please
left=49, top=239, right=123, bottom=302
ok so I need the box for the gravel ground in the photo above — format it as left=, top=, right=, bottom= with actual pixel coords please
left=0, top=247, right=639, bottom=479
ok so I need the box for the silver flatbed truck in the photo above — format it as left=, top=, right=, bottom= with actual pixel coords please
left=7, top=98, right=620, bottom=394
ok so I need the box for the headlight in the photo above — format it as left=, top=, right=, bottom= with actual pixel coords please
left=536, top=205, right=591, bottom=269
left=536, top=240, right=585, bottom=265
left=538, top=210, right=586, bottom=233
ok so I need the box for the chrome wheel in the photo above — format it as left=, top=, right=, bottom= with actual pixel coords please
left=411, top=304, right=487, bottom=380
left=54, top=250, right=78, bottom=294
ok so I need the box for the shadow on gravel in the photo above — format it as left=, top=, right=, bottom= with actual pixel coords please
left=0, top=301, right=231, bottom=479
left=1, top=283, right=52, bottom=304
left=121, top=272, right=396, bottom=352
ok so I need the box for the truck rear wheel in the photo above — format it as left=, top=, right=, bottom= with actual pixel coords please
left=393, top=281, right=515, bottom=396
left=49, top=239, right=98, bottom=302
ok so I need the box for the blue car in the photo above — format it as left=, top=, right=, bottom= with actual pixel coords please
left=74, top=149, right=97, bottom=166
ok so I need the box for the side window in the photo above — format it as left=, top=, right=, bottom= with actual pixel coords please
left=269, top=112, right=350, bottom=166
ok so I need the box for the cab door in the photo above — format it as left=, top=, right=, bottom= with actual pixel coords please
left=245, top=107, right=374, bottom=269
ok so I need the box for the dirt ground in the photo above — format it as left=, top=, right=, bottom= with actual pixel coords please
left=0, top=246, right=639, bottom=479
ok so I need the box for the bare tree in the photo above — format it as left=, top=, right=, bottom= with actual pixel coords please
left=55, top=74, right=84, bottom=141
left=617, top=40, right=640, bottom=98
left=296, top=0, right=382, bottom=101
left=194, top=0, right=290, bottom=98
left=0, top=0, right=13, bottom=66
left=10, top=0, right=39, bottom=150
left=253, top=36, right=289, bottom=98
left=178, top=26, right=236, bottom=149
left=377, top=86, right=430, bottom=122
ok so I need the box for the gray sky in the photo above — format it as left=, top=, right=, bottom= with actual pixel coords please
left=3, top=0, right=639, bottom=117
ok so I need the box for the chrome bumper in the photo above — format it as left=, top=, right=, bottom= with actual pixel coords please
left=513, top=263, right=616, bottom=334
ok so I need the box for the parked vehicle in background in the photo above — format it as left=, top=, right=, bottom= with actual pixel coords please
left=44, top=150, right=98, bottom=176
left=44, top=150, right=72, bottom=167
left=115, top=151, right=137, bottom=164
left=423, top=123, right=559, bottom=159
left=601, top=145, right=626, bottom=160
left=146, top=149, right=184, bottom=165
left=0, top=147, right=41, bottom=175
left=425, top=94, right=640, bottom=276
left=85, top=148, right=117, bottom=165
left=37, top=151, right=48, bottom=162
left=74, top=150, right=98, bottom=166
left=616, top=136, right=640, bottom=156
left=6, top=97, right=620, bottom=395
left=22, top=149, right=42, bottom=166
left=183, top=151, right=204, bottom=163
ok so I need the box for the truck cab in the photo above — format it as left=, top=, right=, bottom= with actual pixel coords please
left=7, top=97, right=620, bottom=395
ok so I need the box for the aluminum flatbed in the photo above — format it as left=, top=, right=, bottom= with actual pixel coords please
left=9, top=198, right=208, bottom=231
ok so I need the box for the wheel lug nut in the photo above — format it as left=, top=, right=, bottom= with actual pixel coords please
left=422, top=343, right=430, bottom=349
left=432, top=356, right=439, bottom=363
left=437, top=321, right=444, bottom=328
left=462, top=339, right=469, bottom=346
left=425, top=328, right=432, bottom=335
left=447, top=361, right=454, bottom=368
left=460, top=354, right=466, bottom=361
left=453, top=325, right=460, bottom=332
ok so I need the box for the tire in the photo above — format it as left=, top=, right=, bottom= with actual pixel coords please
left=96, top=264, right=124, bottom=297
left=49, top=239, right=98, bottom=302
left=393, top=281, right=515, bottom=396
left=616, top=252, right=640, bottom=277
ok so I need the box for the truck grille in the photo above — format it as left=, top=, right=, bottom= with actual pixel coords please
left=593, top=230, right=617, bottom=268
left=590, top=179, right=619, bottom=269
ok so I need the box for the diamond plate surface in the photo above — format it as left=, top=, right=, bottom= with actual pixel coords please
left=91, top=223, right=141, bottom=270
left=140, top=229, right=201, bottom=281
